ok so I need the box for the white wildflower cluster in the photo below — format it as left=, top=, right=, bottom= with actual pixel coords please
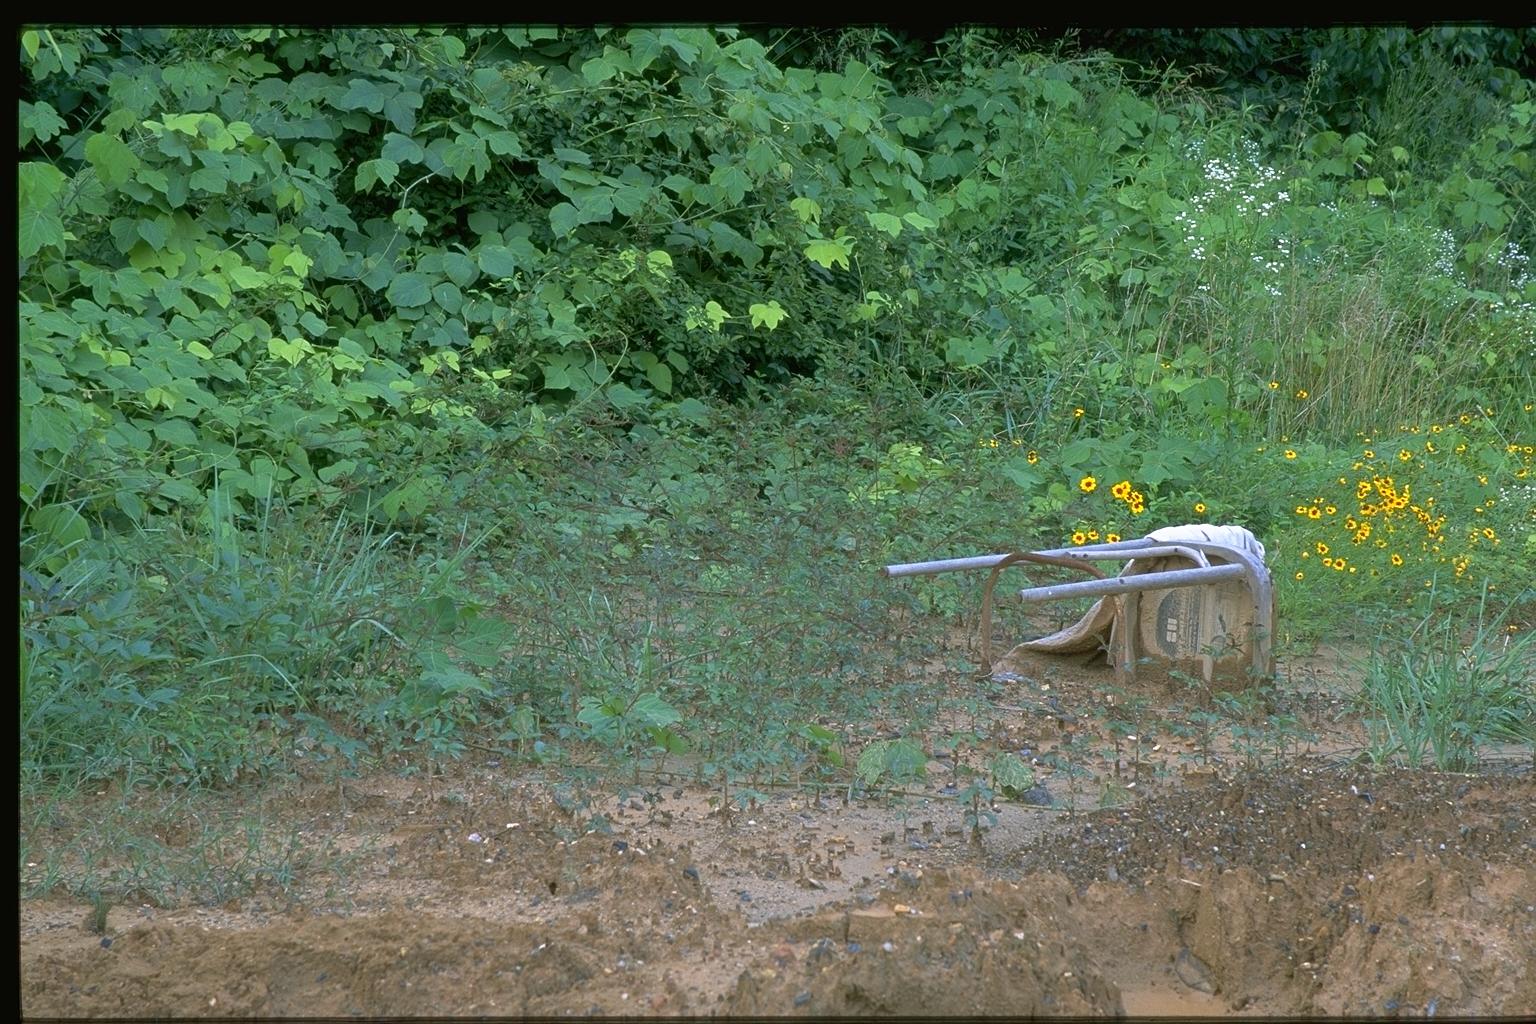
left=1501, top=478, right=1536, bottom=524
left=1481, top=240, right=1536, bottom=354
left=1431, top=229, right=1458, bottom=279
left=1494, top=241, right=1527, bottom=275
left=1189, top=158, right=1284, bottom=219
left=1251, top=253, right=1285, bottom=296
left=1172, top=209, right=1207, bottom=261
left=1486, top=293, right=1536, bottom=355
left=1174, top=139, right=1293, bottom=297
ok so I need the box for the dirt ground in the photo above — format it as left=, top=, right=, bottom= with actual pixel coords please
left=20, top=642, right=1536, bottom=1018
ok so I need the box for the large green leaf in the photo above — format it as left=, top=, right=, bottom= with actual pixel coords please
left=549, top=202, right=579, bottom=237
left=629, top=692, right=681, bottom=728
left=856, top=738, right=927, bottom=787
left=475, top=245, right=519, bottom=278
left=990, top=753, right=1036, bottom=798
left=383, top=90, right=423, bottom=133
left=803, top=237, right=852, bottom=271
left=338, top=78, right=390, bottom=112
left=20, top=100, right=66, bottom=144
left=381, top=132, right=424, bottom=164
left=386, top=272, right=433, bottom=307
left=748, top=300, right=787, bottom=329
left=84, top=131, right=140, bottom=187
left=18, top=206, right=64, bottom=260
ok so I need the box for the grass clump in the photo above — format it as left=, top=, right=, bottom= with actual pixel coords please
left=1359, top=584, right=1536, bottom=771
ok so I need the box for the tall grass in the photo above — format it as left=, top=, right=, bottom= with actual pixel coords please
left=20, top=504, right=430, bottom=787
left=1359, top=583, right=1536, bottom=771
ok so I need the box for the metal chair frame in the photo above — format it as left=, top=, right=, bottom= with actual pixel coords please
left=883, top=537, right=1274, bottom=685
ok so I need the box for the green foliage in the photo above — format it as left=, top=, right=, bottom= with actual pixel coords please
left=1085, top=28, right=1535, bottom=145
left=19, top=26, right=1532, bottom=526
left=16, top=26, right=1536, bottom=791
left=855, top=738, right=928, bottom=788
left=988, top=752, right=1036, bottom=798
left=577, top=691, right=683, bottom=750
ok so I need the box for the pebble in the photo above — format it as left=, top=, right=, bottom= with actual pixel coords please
left=793, top=991, right=812, bottom=1007
left=1021, top=786, right=1054, bottom=807
left=1174, top=947, right=1216, bottom=994
left=682, top=865, right=700, bottom=882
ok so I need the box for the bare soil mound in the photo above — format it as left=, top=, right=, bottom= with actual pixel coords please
left=22, top=759, right=1535, bottom=1017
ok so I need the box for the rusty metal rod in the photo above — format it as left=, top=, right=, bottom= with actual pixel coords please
left=1018, top=562, right=1246, bottom=603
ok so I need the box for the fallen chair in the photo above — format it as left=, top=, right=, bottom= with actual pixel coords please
left=882, top=525, right=1274, bottom=688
